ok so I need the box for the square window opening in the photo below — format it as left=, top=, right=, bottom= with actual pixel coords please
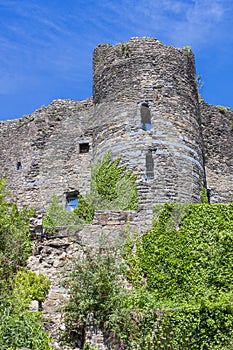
left=79, top=143, right=90, bottom=154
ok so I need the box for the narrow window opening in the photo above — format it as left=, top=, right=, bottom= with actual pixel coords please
left=141, top=103, right=152, bottom=131
left=66, top=192, right=79, bottom=211
left=146, top=152, right=154, bottom=180
left=17, top=162, right=22, bottom=170
left=79, top=143, right=90, bottom=154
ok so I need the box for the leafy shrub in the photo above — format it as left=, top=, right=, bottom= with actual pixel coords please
left=62, top=247, right=124, bottom=347
left=42, top=195, right=82, bottom=235
left=0, top=178, right=51, bottom=349
left=73, top=194, right=95, bottom=223
left=86, top=152, right=138, bottom=211
left=0, top=179, right=33, bottom=297
left=0, top=304, right=51, bottom=350
left=12, top=269, right=50, bottom=310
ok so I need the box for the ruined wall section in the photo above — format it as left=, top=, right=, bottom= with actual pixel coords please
left=93, top=37, right=206, bottom=207
left=200, top=100, right=233, bottom=203
left=0, top=98, right=93, bottom=209
left=28, top=209, right=153, bottom=350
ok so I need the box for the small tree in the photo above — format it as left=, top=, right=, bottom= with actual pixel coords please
left=86, top=152, right=138, bottom=211
left=0, top=178, right=33, bottom=296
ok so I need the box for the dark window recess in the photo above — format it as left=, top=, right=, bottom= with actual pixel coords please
left=17, top=162, right=22, bottom=170
left=146, top=152, right=154, bottom=180
left=79, top=143, right=90, bottom=154
left=207, top=189, right=211, bottom=203
left=66, top=192, right=79, bottom=211
left=141, top=103, right=152, bottom=131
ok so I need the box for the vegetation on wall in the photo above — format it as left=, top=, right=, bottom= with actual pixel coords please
left=85, top=151, right=138, bottom=211
left=74, top=194, right=95, bottom=224
left=62, top=202, right=233, bottom=349
left=124, top=202, right=233, bottom=349
left=0, top=178, right=51, bottom=350
left=44, top=152, right=138, bottom=228
left=42, top=194, right=82, bottom=235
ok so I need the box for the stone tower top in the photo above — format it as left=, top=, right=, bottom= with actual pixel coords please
left=93, top=37, right=196, bottom=105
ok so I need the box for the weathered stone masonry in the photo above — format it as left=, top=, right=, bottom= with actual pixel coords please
left=0, top=37, right=232, bottom=350
left=0, top=37, right=232, bottom=211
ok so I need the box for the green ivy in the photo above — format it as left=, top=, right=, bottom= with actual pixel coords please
left=123, top=202, right=233, bottom=348
left=135, top=203, right=233, bottom=302
left=200, top=187, right=209, bottom=203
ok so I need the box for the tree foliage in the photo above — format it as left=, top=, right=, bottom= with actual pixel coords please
left=62, top=202, right=233, bottom=349
left=0, top=178, right=51, bottom=349
left=86, top=152, right=138, bottom=211
left=0, top=179, right=33, bottom=295
left=42, top=195, right=82, bottom=235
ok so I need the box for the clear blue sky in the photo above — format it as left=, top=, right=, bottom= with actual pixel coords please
left=0, top=0, right=232, bottom=121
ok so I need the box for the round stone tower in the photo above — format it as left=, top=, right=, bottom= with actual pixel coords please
left=92, top=37, right=206, bottom=207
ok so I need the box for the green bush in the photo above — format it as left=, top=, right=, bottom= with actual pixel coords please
left=0, top=179, right=33, bottom=297
left=43, top=195, right=82, bottom=235
left=12, top=269, right=50, bottom=310
left=0, top=305, right=51, bottom=350
left=123, top=202, right=233, bottom=348
left=62, top=247, right=125, bottom=347
left=0, top=178, right=51, bottom=349
left=86, top=152, right=138, bottom=211
left=73, top=194, right=95, bottom=223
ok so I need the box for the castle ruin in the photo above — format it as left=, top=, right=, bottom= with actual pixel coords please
left=0, top=37, right=232, bottom=212
left=1, top=37, right=233, bottom=349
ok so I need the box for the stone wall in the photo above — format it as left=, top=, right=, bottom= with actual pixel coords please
left=0, top=98, right=93, bottom=209
left=0, top=36, right=233, bottom=350
left=28, top=210, right=152, bottom=350
left=93, top=37, right=206, bottom=206
left=200, top=99, right=233, bottom=203
left=0, top=37, right=232, bottom=210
